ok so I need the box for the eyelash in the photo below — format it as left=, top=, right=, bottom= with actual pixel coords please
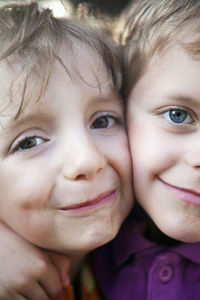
left=159, top=106, right=196, bottom=128
left=13, top=136, right=45, bottom=153
left=155, top=105, right=200, bottom=135
left=11, top=114, right=122, bottom=153
left=163, top=109, right=193, bottom=124
left=91, top=114, right=122, bottom=129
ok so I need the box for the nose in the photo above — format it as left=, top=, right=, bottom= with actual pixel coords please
left=184, top=136, right=200, bottom=169
left=185, top=151, right=200, bottom=169
left=62, top=133, right=106, bottom=180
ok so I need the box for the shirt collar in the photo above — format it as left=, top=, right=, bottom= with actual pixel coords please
left=112, top=207, right=200, bottom=268
left=112, top=210, right=157, bottom=268
left=173, top=242, right=200, bottom=264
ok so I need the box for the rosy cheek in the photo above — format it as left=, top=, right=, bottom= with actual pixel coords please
left=19, top=197, right=39, bottom=210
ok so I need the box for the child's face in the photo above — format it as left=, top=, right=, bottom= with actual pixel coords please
left=127, top=44, right=200, bottom=242
left=0, top=44, right=133, bottom=254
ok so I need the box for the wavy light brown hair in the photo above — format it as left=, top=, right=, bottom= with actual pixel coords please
left=117, top=0, right=200, bottom=98
left=0, top=1, right=121, bottom=118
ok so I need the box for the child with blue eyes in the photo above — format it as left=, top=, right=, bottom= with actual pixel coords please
left=0, top=2, right=133, bottom=300
left=92, top=0, right=200, bottom=299
left=2, top=0, right=200, bottom=299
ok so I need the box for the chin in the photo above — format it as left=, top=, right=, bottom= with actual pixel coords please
left=92, top=231, right=118, bottom=249
left=160, top=223, right=200, bottom=243
left=88, top=228, right=119, bottom=251
left=67, top=229, right=119, bottom=254
left=175, top=232, right=200, bottom=243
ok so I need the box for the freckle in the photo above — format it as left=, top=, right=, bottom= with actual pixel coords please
left=21, top=201, right=32, bottom=210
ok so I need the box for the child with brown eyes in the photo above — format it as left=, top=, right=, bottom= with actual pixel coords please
left=4, top=0, right=200, bottom=299
left=0, top=2, right=133, bottom=300
left=92, top=0, right=200, bottom=299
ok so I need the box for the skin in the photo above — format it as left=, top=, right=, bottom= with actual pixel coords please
left=0, top=42, right=133, bottom=298
left=127, top=44, right=200, bottom=243
left=0, top=225, right=69, bottom=300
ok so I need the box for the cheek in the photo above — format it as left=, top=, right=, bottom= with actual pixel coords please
left=96, top=132, right=132, bottom=178
left=0, top=163, right=57, bottom=246
left=97, top=133, right=133, bottom=210
left=110, top=134, right=134, bottom=213
left=109, top=133, right=132, bottom=181
left=0, top=160, right=56, bottom=223
left=129, top=118, right=178, bottom=178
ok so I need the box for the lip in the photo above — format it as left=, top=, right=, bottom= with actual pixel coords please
left=59, top=189, right=117, bottom=214
left=159, top=178, right=200, bottom=206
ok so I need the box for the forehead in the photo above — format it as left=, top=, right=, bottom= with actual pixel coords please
left=128, top=44, right=200, bottom=109
left=0, top=41, right=113, bottom=117
left=58, top=40, right=112, bottom=87
left=145, top=44, right=200, bottom=88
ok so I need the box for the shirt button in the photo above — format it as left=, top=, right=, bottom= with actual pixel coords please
left=159, top=265, right=173, bottom=283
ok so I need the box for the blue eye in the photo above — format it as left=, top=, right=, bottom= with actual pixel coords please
left=163, top=109, right=192, bottom=124
left=14, top=136, right=44, bottom=152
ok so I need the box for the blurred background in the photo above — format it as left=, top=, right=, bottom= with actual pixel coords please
left=66, top=0, right=131, bottom=16
left=0, top=0, right=131, bottom=17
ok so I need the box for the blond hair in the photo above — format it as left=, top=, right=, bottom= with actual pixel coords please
left=117, top=0, right=200, bottom=98
left=0, top=1, right=121, bottom=118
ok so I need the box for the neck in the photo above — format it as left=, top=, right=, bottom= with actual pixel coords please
left=68, top=252, right=87, bottom=281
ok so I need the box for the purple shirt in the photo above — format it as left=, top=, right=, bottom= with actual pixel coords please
left=92, top=207, right=200, bottom=300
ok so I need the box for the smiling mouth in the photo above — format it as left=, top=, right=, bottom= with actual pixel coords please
left=60, top=190, right=117, bottom=213
left=159, top=178, right=200, bottom=206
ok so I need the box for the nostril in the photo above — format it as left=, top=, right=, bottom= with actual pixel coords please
left=76, top=174, right=87, bottom=180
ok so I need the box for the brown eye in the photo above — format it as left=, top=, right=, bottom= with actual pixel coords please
left=91, top=115, right=119, bottom=129
left=19, top=137, right=37, bottom=149
left=92, top=116, right=109, bottom=129
left=14, top=136, right=44, bottom=152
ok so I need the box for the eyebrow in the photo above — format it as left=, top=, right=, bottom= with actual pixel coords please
left=2, top=93, right=122, bottom=131
left=3, top=112, right=53, bottom=132
left=91, top=92, right=123, bottom=105
left=166, top=93, right=200, bottom=108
